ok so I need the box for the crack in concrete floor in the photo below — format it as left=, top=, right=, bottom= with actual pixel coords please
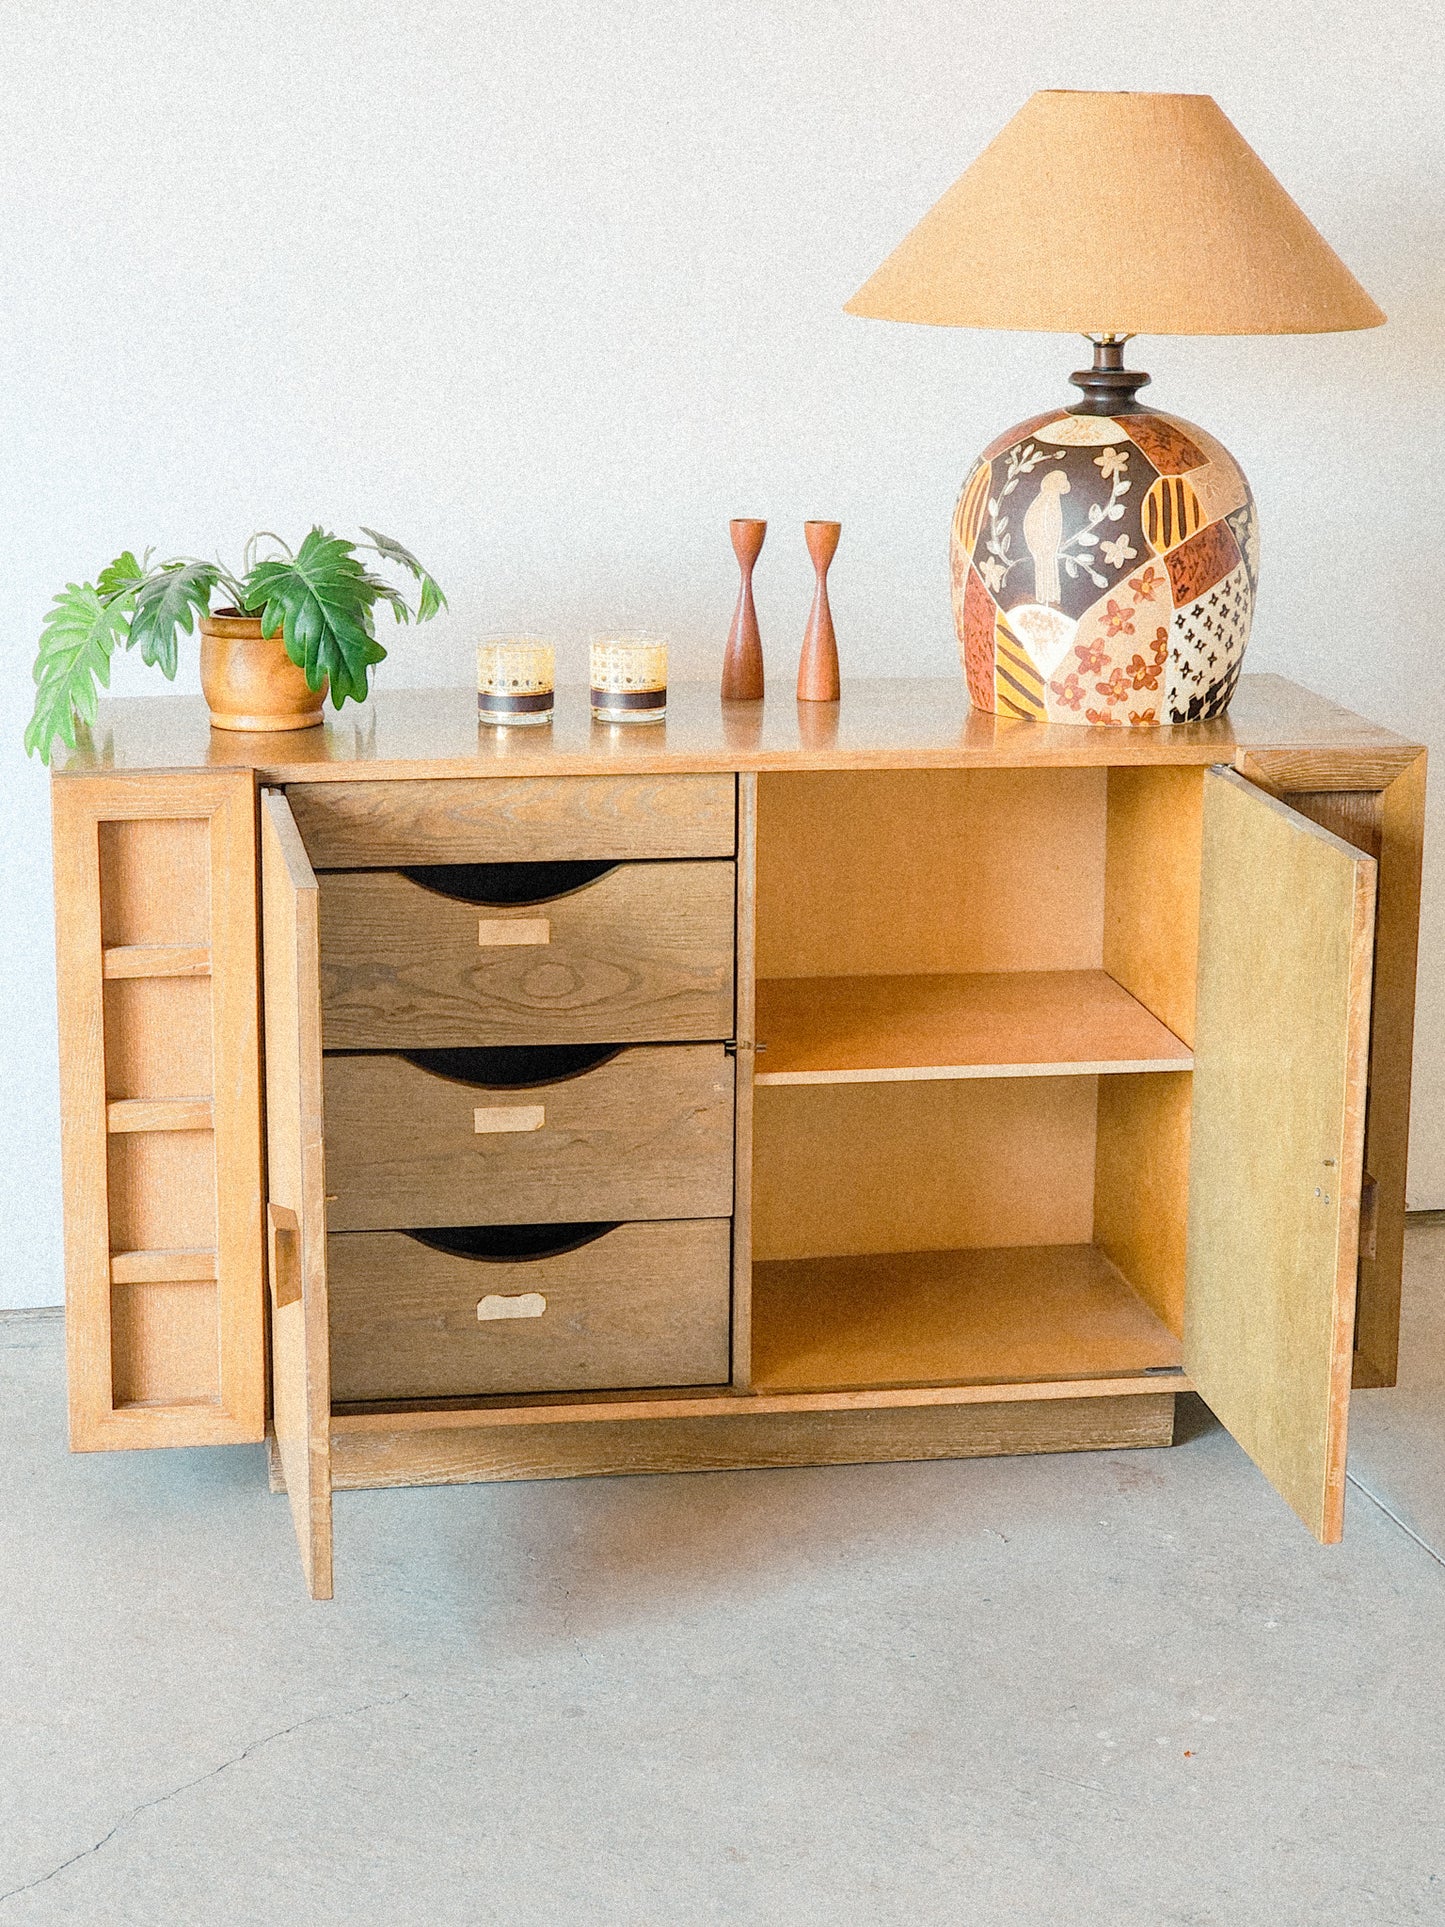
left=0, top=1692, right=413, bottom=1908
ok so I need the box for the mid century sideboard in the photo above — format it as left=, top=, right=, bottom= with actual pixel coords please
left=48, top=675, right=1425, bottom=1598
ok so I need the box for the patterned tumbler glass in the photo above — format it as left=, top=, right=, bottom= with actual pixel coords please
left=477, top=637, right=555, bottom=726
left=590, top=634, right=668, bottom=723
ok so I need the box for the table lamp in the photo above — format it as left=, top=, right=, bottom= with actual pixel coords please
left=846, top=91, right=1384, bottom=725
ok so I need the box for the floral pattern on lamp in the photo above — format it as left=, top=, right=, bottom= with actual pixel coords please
left=951, top=408, right=1257, bottom=726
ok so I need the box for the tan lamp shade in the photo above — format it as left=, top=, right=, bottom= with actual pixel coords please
left=846, top=91, right=1385, bottom=336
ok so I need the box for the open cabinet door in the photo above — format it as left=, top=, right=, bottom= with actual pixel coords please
left=260, top=791, right=333, bottom=1599
left=1185, top=768, right=1376, bottom=1543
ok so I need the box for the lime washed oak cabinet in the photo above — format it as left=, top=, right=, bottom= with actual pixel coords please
left=48, top=676, right=1425, bottom=1598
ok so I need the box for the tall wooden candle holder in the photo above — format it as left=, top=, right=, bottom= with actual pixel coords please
left=722, top=519, right=767, bottom=701
left=797, top=520, right=841, bottom=702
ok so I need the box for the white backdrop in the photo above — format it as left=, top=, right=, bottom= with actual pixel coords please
left=1, top=0, right=1441, bottom=1307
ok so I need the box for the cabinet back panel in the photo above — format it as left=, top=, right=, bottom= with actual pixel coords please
left=756, top=769, right=1106, bottom=978
left=1103, top=767, right=1204, bottom=1046
left=753, top=1076, right=1097, bottom=1260
left=103, top=976, right=214, bottom=1101
left=98, top=817, right=210, bottom=948
left=1093, top=1070, right=1193, bottom=1337
left=110, top=1280, right=220, bottom=1405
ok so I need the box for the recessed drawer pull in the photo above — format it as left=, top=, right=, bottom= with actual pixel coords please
left=400, top=860, right=618, bottom=905
left=398, top=1044, right=623, bottom=1088
left=477, top=1292, right=547, bottom=1322
left=478, top=916, right=551, bottom=947
left=473, top=1104, right=545, bottom=1134
left=406, top=1222, right=620, bottom=1260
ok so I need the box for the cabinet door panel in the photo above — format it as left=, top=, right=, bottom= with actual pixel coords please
left=1184, top=768, right=1375, bottom=1542
left=53, top=769, right=264, bottom=1450
left=260, top=791, right=333, bottom=1599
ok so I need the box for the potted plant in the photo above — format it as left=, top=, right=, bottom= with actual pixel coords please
left=25, top=526, right=445, bottom=762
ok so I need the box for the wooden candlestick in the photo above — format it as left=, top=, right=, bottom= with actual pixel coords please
left=797, top=520, right=841, bottom=702
left=722, top=519, right=767, bottom=701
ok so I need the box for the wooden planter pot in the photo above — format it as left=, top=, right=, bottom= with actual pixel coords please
left=200, top=614, right=326, bottom=732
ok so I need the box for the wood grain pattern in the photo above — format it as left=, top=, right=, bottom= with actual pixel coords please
left=735, top=772, right=758, bottom=1048
left=55, top=676, right=1417, bottom=786
left=754, top=970, right=1191, bottom=1083
left=752, top=1243, right=1182, bottom=1392
left=1235, top=745, right=1422, bottom=795
left=109, top=1281, right=219, bottom=1406
left=1231, top=759, right=1425, bottom=1389
left=1184, top=768, right=1376, bottom=1543
left=97, top=814, right=210, bottom=945
left=328, top=1391, right=1177, bottom=1488
left=333, top=1373, right=1188, bottom=1424
left=318, top=861, right=735, bottom=1049
left=1353, top=753, right=1427, bottom=1385
left=752, top=1076, right=1099, bottom=1260
left=260, top=791, right=333, bottom=1600
left=105, top=1125, right=216, bottom=1252
left=1103, top=765, right=1204, bottom=1046
left=102, top=945, right=211, bottom=979
left=52, top=770, right=263, bottom=1450
left=106, top=1098, right=214, bottom=1133
left=323, top=1044, right=735, bottom=1229
left=1093, top=1070, right=1193, bottom=1338
left=1279, top=789, right=1384, bottom=862
left=102, top=976, right=212, bottom=1100
left=732, top=773, right=758, bottom=1388
left=328, top=1220, right=732, bottom=1402
left=110, top=1247, right=218, bottom=1284
left=722, top=520, right=767, bottom=703
left=796, top=521, right=841, bottom=703
left=286, top=774, right=736, bottom=865
left=756, top=767, right=1107, bottom=978
left=732, top=1045, right=757, bottom=1392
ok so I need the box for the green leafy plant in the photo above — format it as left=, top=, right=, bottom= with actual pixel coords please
left=25, top=527, right=446, bottom=763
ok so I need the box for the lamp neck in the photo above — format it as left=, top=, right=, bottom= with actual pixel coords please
left=1069, top=337, right=1151, bottom=416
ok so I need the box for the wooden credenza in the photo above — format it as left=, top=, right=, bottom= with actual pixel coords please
left=49, top=676, right=1426, bottom=1598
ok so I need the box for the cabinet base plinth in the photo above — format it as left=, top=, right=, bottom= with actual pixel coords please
left=324, top=1391, right=1177, bottom=1491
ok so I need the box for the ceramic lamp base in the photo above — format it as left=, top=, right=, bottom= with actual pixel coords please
left=952, top=366, right=1257, bottom=727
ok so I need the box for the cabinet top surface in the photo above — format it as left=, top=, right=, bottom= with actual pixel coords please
left=53, top=675, right=1422, bottom=784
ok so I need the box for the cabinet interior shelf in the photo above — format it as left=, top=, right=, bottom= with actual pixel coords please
left=754, top=970, right=1193, bottom=1084
left=751, top=1244, right=1184, bottom=1393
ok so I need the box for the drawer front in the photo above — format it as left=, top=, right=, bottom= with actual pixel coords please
left=289, top=775, right=736, bottom=867
left=319, top=860, right=735, bottom=1048
left=328, top=1219, right=732, bottom=1401
left=324, top=1044, right=735, bottom=1230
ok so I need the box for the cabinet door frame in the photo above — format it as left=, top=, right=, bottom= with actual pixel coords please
left=1237, top=747, right=1427, bottom=1389
left=260, top=789, right=333, bottom=1599
left=1185, top=766, right=1377, bottom=1542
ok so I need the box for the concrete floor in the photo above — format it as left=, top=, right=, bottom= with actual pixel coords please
left=1, top=1233, right=1443, bottom=1925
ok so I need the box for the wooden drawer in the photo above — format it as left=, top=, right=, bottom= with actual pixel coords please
left=318, top=860, right=736, bottom=1048
left=324, top=1044, right=735, bottom=1230
left=289, top=775, right=736, bottom=867
left=328, top=1219, right=732, bottom=1401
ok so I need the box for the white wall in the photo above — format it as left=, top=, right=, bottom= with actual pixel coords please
left=2, top=0, right=1441, bottom=1307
